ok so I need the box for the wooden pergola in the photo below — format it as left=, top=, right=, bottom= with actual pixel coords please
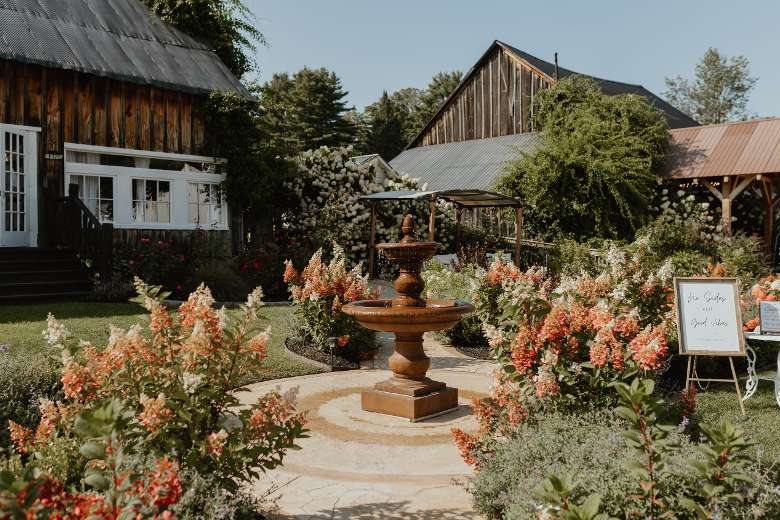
left=660, top=118, right=780, bottom=253
left=360, top=189, right=526, bottom=278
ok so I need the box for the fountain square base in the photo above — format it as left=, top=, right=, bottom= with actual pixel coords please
left=362, top=384, right=459, bottom=422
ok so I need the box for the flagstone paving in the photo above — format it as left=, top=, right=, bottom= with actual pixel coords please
left=242, top=330, right=495, bottom=519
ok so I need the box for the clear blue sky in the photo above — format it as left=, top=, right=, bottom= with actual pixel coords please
left=244, top=0, right=778, bottom=118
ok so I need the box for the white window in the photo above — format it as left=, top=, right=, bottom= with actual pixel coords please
left=64, top=143, right=227, bottom=230
left=132, top=179, right=170, bottom=224
left=70, top=174, right=114, bottom=223
left=188, top=183, right=224, bottom=227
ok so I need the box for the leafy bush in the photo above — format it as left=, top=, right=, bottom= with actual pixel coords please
left=4, top=281, right=306, bottom=493
left=285, top=245, right=377, bottom=361
left=0, top=354, right=62, bottom=450
left=453, top=251, right=674, bottom=462
left=471, top=400, right=780, bottom=520
left=113, top=236, right=193, bottom=297
left=88, top=277, right=136, bottom=303
left=422, top=261, right=487, bottom=348
left=498, top=76, right=668, bottom=241
left=172, top=468, right=264, bottom=519
left=549, top=239, right=599, bottom=277
left=469, top=408, right=662, bottom=519
left=716, top=233, right=769, bottom=286
left=184, top=258, right=249, bottom=302
left=530, top=379, right=780, bottom=519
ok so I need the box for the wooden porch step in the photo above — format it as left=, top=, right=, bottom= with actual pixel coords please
left=0, top=280, right=91, bottom=296
left=0, top=269, right=89, bottom=284
left=0, top=291, right=90, bottom=304
left=0, top=247, right=91, bottom=303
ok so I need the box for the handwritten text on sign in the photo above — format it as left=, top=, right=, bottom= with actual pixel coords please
left=677, top=280, right=742, bottom=354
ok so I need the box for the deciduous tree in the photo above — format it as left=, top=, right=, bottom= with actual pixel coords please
left=498, top=76, right=668, bottom=241
left=143, top=0, right=263, bottom=78
left=664, top=48, right=757, bottom=124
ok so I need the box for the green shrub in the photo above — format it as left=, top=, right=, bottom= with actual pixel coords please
left=717, top=233, right=769, bottom=286
left=668, top=250, right=709, bottom=277
left=184, top=258, right=249, bottom=302
left=549, top=239, right=599, bottom=277
left=172, top=468, right=263, bottom=519
left=470, top=407, right=780, bottom=519
left=0, top=354, right=62, bottom=450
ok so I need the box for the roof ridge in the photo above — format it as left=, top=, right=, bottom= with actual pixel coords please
left=0, top=2, right=211, bottom=52
left=670, top=116, right=780, bottom=132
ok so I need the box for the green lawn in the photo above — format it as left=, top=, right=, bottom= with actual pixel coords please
left=0, top=302, right=322, bottom=384
left=697, top=384, right=780, bottom=461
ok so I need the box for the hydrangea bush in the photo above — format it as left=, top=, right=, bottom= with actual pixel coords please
left=453, top=249, right=675, bottom=463
left=1, top=280, right=307, bottom=517
left=284, top=245, right=377, bottom=360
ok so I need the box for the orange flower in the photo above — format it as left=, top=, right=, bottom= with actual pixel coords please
left=743, top=318, right=760, bottom=332
left=337, top=335, right=350, bottom=347
left=8, top=421, right=33, bottom=455
left=138, top=394, right=173, bottom=433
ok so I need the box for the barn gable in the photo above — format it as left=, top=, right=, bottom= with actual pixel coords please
left=409, top=40, right=698, bottom=148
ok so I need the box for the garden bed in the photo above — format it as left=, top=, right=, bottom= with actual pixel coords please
left=284, top=336, right=360, bottom=371
left=452, top=343, right=492, bottom=360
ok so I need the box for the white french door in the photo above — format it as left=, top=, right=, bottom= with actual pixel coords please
left=0, top=125, right=39, bottom=247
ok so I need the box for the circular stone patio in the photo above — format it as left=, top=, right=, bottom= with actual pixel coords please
left=241, top=331, right=495, bottom=519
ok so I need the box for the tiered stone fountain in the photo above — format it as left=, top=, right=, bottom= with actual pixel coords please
left=343, top=215, right=474, bottom=421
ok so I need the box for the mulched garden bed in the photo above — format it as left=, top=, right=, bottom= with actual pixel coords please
left=285, top=336, right=360, bottom=371
left=452, top=343, right=493, bottom=360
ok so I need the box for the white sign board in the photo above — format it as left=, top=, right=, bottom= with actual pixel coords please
left=759, top=301, right=780, bottom=334
left=674, top=277, right=745, bottom=356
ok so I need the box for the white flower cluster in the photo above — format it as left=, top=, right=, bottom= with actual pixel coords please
left=285, top=145, right=431, bottom=262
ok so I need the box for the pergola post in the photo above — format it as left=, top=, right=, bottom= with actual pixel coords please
left=427, top=197, right=437, bottom=242
left=702, top=175, right=755, bottom=235
left=514, top=207, right=523, bottom=268
left=368, top=201, right=377, bottom=279
left=761, top=176, right=780, bottom=256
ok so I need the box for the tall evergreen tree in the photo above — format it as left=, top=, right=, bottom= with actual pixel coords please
left=664, top=48, right=757, bottom=124
left=143, top=0, right=263, bottom=78
left=363, top=91, right=406, bottom=161
left=260, top=68, right=357, bottom=154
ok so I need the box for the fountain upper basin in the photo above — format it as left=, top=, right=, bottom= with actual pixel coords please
left=342, top=299, right=475, bottom=333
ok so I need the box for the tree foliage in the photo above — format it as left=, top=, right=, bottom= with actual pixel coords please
left=259, top=68, right=357, bottom=155
left=202, top=90, right=294, bottom=214
left=664, top=48, right=757, bottom=124
left=410, top=71, right=463, bottom=136
left=142, top=0, right=263, bottom=78
left=362, top=91, right=406, bottom=161
left=498, top=76, right=668, bottom=241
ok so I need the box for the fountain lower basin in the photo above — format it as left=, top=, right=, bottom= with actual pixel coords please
left=342, top=299, right=474, bottom=334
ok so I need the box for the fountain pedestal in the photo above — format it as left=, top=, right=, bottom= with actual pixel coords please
left=343, top=215, right=473, bottom=421
left=362, top=331, right=459, bottom=421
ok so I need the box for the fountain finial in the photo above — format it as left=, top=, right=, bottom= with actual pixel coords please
left=401, top=214, right=416, bottom=243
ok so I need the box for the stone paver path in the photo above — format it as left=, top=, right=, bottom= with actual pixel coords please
left=242, top=328, right=495, bottom=519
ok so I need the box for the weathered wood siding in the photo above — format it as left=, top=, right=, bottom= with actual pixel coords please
left=411, top=46, right=553, bottom=148
left=0, top=59, right=207, bottom=243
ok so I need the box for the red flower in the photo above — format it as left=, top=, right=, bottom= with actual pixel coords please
left=337, top=335, right=350, bottom=347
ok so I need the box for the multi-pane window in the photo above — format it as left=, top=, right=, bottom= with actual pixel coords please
left=187, top=183, right=223, bottom=227
left=4, top=131, right=25, bottom=232
left=70, top=174, right=114, bottom=222
left=132, top=179, right=170, bottom=224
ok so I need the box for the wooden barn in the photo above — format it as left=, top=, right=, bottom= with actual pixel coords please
left=391, top=40, right=697, bottom=191
left=0, top=0, right=250, bottom=299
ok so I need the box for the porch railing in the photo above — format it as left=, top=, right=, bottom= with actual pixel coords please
left=55, top=184, right=114, bottom=279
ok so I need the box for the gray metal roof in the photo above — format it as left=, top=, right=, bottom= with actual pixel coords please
left=497, top=42, right=698, bottom=129
left=362, top=189, right=523, bottom=208
left=0, top=0, right=252, bottom=98
left=390, top=133, right=542, bottom=191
